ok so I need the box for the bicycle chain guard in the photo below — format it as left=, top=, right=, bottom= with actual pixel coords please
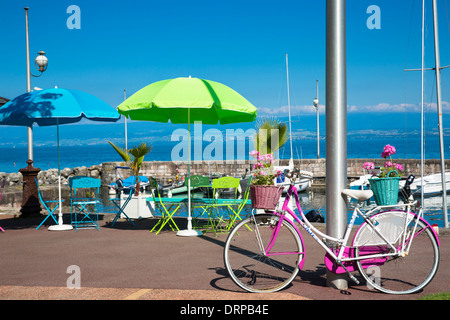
left=324, top=248, right=356, bottom=274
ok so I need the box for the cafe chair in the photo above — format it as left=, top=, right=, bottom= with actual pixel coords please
left=35, top=178, right=61, bottom=230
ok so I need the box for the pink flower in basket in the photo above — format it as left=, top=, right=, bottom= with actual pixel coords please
left=363, top=162, right=375, bottom=170
left=250, top=150, right=260, bottom=159
left=364, top=144, right=404, bottom=178
left=381, top=144, right=396, bottom=159
left=249, top=150, right=280, bottom=186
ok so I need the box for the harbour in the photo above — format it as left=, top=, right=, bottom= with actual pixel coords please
left=1, top=158, right=449, bottom=228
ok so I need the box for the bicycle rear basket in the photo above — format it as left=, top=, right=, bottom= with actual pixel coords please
left=368, top=174, right=401, bottom=206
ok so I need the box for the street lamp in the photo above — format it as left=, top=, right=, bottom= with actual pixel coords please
left=34, top=51, right=48, bottom=73
left=313, top=80, right=319, bottom=159
left=20, top=7, right=48, bottom=218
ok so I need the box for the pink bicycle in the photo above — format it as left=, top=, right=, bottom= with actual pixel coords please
left=224, top=169, right=440, bottom=294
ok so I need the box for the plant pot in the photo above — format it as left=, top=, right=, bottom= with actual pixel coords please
left=250, top=185, right=283, bottom=210
left=121, top=194, right=155, bottom=219
left=368, top=175, right=401, bottom=206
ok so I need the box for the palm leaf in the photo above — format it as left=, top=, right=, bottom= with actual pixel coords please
left=108, top=141, right=131, bottom=162
left=108, top=141, right=152, bottom=196
left=254, top=117, right=288, bottom=155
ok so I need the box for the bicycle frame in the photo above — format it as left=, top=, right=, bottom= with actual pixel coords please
left=269, top=184, right=353, bottom=268
left=258, top=183, right=438, bottom=277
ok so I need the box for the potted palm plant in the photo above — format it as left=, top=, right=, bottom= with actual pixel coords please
left=253, top=117, right=288, bottom=156
left=109, top=141, right=153, bottom=219
left=249, top=118, right=288, bottom=210
left=108, top=142, right=152, bottom=196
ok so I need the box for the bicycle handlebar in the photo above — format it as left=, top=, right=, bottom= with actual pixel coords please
left=283, top=168, right=301, bottom=184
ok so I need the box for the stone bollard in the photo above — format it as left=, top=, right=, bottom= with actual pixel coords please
left=19, top=160, right=42, bottom=217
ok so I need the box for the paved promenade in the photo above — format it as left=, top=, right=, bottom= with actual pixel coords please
left=0, top=213, right=448, bottom=303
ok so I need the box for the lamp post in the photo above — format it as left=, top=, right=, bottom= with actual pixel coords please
left=313, top=80, right=320, bottom=159
left=25, top=8, right=48, bottom=161
left=20, top=7, right=49, bottom=218
left=326, top=0, right=348, bottom=290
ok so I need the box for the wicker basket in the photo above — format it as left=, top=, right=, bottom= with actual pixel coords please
left=250, top=185, right=283, bottom=210
left=368, top=171, right=401, bottom=206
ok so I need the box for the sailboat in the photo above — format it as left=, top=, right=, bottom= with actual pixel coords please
left=274, top=54, right=313, bottom=193
left=410, top=172, right=450, bottom=196
left=402, top=0, right=448, bottom=227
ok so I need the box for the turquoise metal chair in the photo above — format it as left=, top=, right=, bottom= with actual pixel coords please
left=69, top=176, right=101, bottom=231
left=110, top=187, right=136, bottom=227
left=0, top=178, right=4, bottom=196
left=0, top=179, right=5, bottom=232
left=35, top=178, right=61, bottom=230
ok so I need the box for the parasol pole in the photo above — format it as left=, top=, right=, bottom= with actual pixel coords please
left=48, top=118, right=73, bottom=231
left=177, top=107, right=202, bottom=236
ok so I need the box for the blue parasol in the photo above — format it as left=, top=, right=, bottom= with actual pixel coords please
left=0, top=88, right=120, bottom=230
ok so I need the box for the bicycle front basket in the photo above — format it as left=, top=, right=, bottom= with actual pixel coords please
left=250, top=185, right=283, bottom=210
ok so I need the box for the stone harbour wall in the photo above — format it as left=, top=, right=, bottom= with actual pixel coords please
left=1, top=158, right=450, bottom=212
left=0, top=165, right=102, bottom=187
left=1, top=158, right=450, bottom=188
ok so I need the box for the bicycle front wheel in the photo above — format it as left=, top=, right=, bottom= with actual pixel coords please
left=353, top=210, right=439, bottom=294
left=224, top=213, right=304, bottom=293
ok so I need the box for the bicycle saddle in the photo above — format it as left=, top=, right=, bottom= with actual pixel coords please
left=341, top=189, right=373, bottom=202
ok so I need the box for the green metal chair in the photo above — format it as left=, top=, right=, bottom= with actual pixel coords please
left=227, top=175, right=253, bottom=229
left=203, top=176, right=241, bottom=236
left=148, top=177, right=181, bottom=235
left=186, top=175, right=211, bottom=228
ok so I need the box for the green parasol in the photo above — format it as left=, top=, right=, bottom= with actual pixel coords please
left=117, top=77, right=257, bottom=236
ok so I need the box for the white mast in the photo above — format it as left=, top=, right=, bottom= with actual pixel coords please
left=405, top=0, right=449, bottom=228
left=421, top=0, right=425, bottom=205
left=432, top=0, right=448, bottom=228
left=286, top=54, right=294, bottom=167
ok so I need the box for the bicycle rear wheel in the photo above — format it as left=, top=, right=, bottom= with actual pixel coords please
left=353, top=210, right=439, bottom=294
left=224, top=213, right=304, bottom=293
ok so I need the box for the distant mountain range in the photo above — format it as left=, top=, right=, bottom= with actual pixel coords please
left=1, top=112, right=448, bottom=148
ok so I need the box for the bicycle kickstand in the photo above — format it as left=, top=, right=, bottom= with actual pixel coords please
left=336, top=261, right=360, bottom=285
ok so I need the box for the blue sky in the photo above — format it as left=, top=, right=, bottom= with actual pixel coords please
left=1, top=0, right=450, bottom=118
